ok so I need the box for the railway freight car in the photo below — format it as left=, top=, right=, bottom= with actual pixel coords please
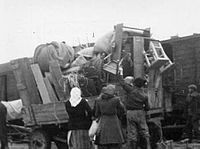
left=161, top=34, right=200, bottom=140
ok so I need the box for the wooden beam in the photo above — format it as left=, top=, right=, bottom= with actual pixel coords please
left=112, top=23, right=123, bottom=61
left=133, top=36, right=144, bottom=78
left=31, top=64, right=52, bottom=104
left=49, top=60, right=69, bottom=101
left=44, top=77, right=58, bottom=102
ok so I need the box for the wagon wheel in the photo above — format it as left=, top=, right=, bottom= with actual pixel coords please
left=30, top=129, right=51, bottom=149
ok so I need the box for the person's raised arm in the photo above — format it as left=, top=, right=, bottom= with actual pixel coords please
left=117, top=74, right=133, bottom=93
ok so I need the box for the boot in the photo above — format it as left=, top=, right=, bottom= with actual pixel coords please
left=127, top=140, right=137, bottom=149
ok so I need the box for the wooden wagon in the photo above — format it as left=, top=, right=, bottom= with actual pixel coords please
left=0, top=58, right=71, bottom=149
left=0, top=24, right=174, bottom=149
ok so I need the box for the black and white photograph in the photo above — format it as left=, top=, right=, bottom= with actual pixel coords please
left=1, top=0, right=200, bottom=148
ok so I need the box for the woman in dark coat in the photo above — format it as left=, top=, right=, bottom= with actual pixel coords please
left=95, top=84, right=125, bottom=149
left=65, top=87, right=92, bottom=149
left=0, top=102, right=9, bottom=149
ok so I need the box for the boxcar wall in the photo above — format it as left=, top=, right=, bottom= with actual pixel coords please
left=159, top=35, right=200, bottom=140
left=162, top=34, right=200, bottom=94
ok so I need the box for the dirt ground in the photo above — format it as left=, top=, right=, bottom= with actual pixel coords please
left=8, top=142, right=58, bottom=149
left=4, top=142, right=200, bottom=149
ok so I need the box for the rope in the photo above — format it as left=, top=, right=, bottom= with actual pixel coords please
left=63, top=73, right=80, bottom=88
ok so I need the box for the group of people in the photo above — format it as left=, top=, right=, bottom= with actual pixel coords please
left=65, top=75, right=151, bottom=149
left=1, top=74, right=200, bottom=149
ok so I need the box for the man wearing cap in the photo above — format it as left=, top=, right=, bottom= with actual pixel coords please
left=118, top=76, right=150, bottom=149
left=183, top=84, right=200, bottom=142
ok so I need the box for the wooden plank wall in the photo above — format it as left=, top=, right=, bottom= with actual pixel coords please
left=162, top=37, right=200, bottom=92
left=6, top=72, right=20, bottom=101
left=31, top=102, right=69, bottom=125
left=148, top=70, right=163, bottom=109
left=10, top=58, right=42, bottom=106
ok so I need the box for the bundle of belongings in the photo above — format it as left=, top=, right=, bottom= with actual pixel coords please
left=32, top=31, right=119, bottom=97
left=63, top=46, right=103, bottom=97
left=93, top=31, right=115, bottom=54
left=1, top=99, right=23, bottom=121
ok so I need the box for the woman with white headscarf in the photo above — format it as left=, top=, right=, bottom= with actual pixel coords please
left=65, top=87, right=92, bottom=149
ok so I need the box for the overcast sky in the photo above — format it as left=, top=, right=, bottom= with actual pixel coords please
left=0, top=0, right=200, bottom=63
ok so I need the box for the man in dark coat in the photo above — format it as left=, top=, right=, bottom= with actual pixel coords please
left=182, top=84, right=200, bottom=142
left=118, top=76, right=150, bottom=149
left=0, top=102, right=9, bottom=149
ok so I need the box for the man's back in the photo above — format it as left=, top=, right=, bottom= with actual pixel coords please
left=125, top=87, right=148, bottom=111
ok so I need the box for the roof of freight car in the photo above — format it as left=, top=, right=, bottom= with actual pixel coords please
left=162, top=34, right=200, bottom=43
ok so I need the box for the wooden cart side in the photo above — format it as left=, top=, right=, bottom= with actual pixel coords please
left=10, top=58, right=42, bottom=106
left=8, top=58, right=43, bottom=126
left=9, top=58, right=70, bottom=126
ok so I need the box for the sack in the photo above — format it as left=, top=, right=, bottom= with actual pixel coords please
left=94, top=31, right=115, bottom=54
left=1, top=99, right=23, bottom=120
left=89, top=120, right=99, bottom=138
left=33, top=41, right=74, bottom=72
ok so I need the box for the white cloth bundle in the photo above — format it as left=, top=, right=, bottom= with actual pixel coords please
left=94, top=31, right=115, bottom=54
left=89, top=120, right=99, bottom=138
left=1, top=99, right=23, bottom=121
